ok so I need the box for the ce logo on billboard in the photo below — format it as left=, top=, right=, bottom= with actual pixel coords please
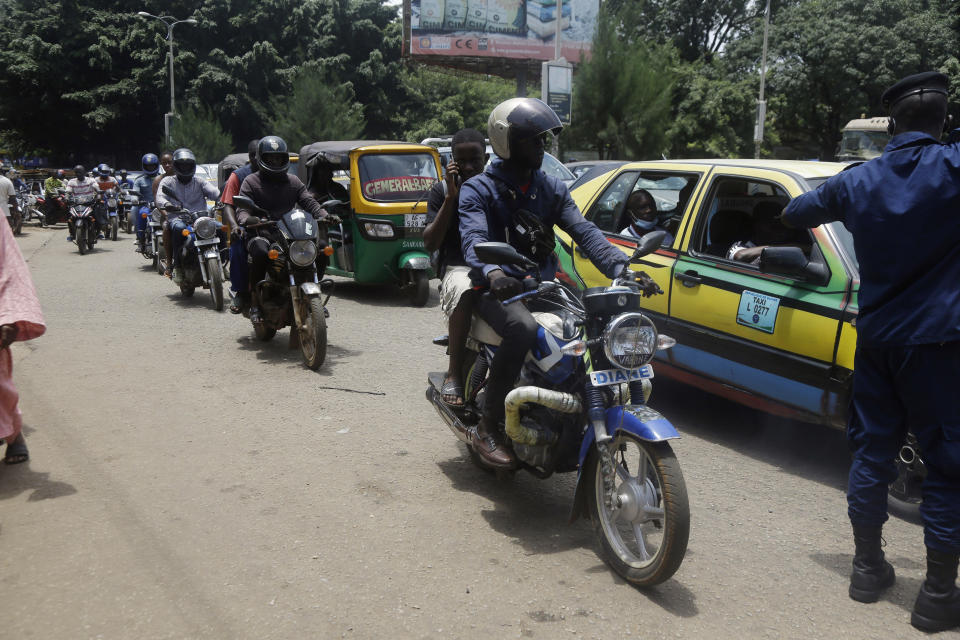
left=454, top=39, right=474, bottom=49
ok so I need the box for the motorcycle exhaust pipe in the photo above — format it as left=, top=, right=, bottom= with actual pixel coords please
left=426, top=386, right=472, bottom=444
left=504, top=386, right=582, bottom=446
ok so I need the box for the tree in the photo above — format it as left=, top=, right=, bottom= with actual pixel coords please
left=169, top=106, right=233, bottom=162
left=393, top=66, right=514, bottom=143
left=267, top=68, right=364, bottom=151
left=565, top=9, right=676, bottom=159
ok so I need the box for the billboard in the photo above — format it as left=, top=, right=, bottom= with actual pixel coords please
left=408, top=0, right=597, bottom=62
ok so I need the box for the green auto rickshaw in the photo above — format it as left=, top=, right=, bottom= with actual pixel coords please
left=297, top=141, right=441, bottom=306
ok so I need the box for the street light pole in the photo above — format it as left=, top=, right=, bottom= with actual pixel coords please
left=754, top=0, right=771, bottom=159
left=136, top=12, right=197, bottom=145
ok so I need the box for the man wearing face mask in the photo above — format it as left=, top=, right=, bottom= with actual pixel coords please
left=155, top=148, right=219, bottom=281
left=459, top=98, right=657, bottom=467
left=619, top=188, right=674, bottom=245
left=236, top=135, right=335, bottom=324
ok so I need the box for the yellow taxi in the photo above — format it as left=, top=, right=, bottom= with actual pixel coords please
left=556, top=159, right=859, bottom=429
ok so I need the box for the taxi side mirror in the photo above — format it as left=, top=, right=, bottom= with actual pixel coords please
left=759, top=246, right=829, bottom=284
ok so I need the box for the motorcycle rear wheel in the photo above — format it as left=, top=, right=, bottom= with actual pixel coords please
left=299, top=297, right=328, bottom=370
left=13, top=213, right=23, bottom=235
left=585, top=434, right=689, bottom=587
left=207, top=257, right=224, bottom=311
left=156, top=249, right=165, bottom=275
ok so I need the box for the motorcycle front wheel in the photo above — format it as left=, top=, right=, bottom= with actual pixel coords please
left=110, top=217, right=118, bottom=241
left=409, top=270, right=429, bottom=307
left=254, top=323, right=276, bottom=342
left=299, top=297, right=328, bottom=370
left=77, top=226, right=87, bottom=255
left=585, top=433, right=689, bottom=587
left=206, top=257, right=224, bottom=311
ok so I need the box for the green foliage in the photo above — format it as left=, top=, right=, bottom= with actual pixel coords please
left=169, top=105, right=233, bottom=162
left=394, top=66, right=514, bottom=142
left=267, top=68, right=364, bottom=150
left=565, top=8, right=676, bottom=159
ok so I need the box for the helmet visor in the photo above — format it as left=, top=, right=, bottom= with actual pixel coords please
left=260, top=152, right=289, bottom=171
left=173, top=159, right=196, bottom=176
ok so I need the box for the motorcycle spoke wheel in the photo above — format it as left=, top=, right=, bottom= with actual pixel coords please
left=587, top=434, right=689, bottom=587
left=299, top=297, right=328, bottom=370
left=207, top=257, right=224, bottom=311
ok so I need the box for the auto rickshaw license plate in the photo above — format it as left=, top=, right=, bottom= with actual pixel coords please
left=405, top=214, right=426, bottom=228
left=589, top=365, right=654, bottom=387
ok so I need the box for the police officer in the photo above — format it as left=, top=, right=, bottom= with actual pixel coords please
left=782, top=71, right=960, bottom=633
left=459, top=98, right=656, bottom=467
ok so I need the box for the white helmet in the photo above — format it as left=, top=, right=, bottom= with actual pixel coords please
left=487, top=97, right=563, bottom=159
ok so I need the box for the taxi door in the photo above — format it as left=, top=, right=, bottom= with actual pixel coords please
left=667, top=168, right=853, bottom=423
left=559, top=163, right=709, bottom=320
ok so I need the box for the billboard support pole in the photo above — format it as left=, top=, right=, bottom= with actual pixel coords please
left=517, top=68, right=527, bottom=97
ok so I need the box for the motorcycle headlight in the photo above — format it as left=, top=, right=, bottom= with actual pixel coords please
left=107, top=198, right=117, bottom=208
left=194, top=216, right=218, bottom=240
left=289, top=239, right=318, bottom=267
left=150, top=210, right=162, bottom=223
left=602, top=312, right=658, bottom=370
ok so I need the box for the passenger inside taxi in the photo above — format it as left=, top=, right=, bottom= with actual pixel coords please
left=619, top=189, right=675, bottom=245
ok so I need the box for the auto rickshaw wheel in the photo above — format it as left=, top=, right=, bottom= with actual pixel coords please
left=410, top=270, right=429, bottom=307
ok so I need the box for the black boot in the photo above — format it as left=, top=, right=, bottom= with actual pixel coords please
left=849, top=525, right=895, bottom=603
left=911, top=547, right=960, bottom=632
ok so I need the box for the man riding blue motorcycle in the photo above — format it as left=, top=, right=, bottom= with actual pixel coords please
left=458, top=97, right=659, bottom=467
left=133, top=153, right=159, bottom=251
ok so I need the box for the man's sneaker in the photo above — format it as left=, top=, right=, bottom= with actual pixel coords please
left=97, top=232, right=105, bottom=240
left=66, top=235, right=74, bottom=242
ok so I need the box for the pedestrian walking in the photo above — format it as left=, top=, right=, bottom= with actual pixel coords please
left=782, top=71, right=960, bottom=633
left=0, top=205, right=45, bottom=464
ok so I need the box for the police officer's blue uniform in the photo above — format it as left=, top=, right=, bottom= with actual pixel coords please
left=783, top=131, right=960, bottom=555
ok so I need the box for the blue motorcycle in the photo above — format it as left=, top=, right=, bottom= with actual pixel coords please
left=103, top=188, right=120, bottom=241
left=427, top=232, right=689, bottom=587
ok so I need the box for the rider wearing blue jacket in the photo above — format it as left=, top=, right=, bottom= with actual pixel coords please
left=133, top=154, right=159, bottom=248
left=459, top=98, right=632, bottom=467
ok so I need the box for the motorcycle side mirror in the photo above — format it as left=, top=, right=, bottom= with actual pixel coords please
left=232, top=195, right=268, bottom=217
left=474, top=242, right=538, bottom=270
left=321, top=199, right=346, bottom=209
left=628, top=230, right=667, bottom=262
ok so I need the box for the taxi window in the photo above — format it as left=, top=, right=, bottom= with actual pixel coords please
left=694, top=176, right=811, bottom=262
left=357, top=153, right=439, bottom=202
left=586, top=171, right=638, bottom=232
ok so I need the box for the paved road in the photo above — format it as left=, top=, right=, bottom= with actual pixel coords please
left=2, top=225, right=954, bottom=639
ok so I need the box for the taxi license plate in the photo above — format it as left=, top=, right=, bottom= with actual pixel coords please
left=589, top=365, right=654, bottom=387
left=405, top=213, right=426, bottom=228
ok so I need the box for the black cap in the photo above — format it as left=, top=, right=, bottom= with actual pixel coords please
left=881, top=72, right=949, bottom=110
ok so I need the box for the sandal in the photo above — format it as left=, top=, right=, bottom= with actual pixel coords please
left=440, top=376, right=464, bottom=407
left=4, top=437, right=28, bottom=464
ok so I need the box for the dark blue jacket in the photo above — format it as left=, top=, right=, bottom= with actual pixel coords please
left=783, top=132, right=960, bottom=346
left=459, top=159, right=626, bottom=284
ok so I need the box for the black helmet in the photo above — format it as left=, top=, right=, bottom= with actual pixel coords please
left=97, top=163, right=111, bottom=177
left=487, top=98, right=563, bottom=160
left=73, top=164, right=86, bottom=177
left=257, top=135, right=289, bottom=176
left=141, top=153, right=159, bottom=175
left=172, top=148, right=197, bottom=183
